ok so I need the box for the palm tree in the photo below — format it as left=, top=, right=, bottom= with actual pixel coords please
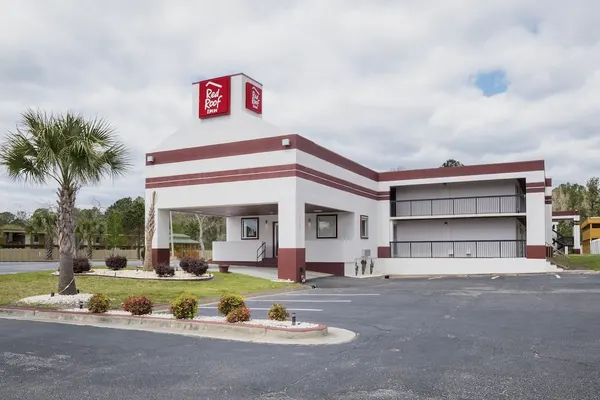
left=76, top=208, right=105, bottom=259
left=0, top=110, right=131, bottom=294
left=26, top=208, right=58, bottom=260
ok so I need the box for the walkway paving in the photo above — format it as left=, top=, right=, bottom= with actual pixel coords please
left=222, top=265, right=332, bottom=281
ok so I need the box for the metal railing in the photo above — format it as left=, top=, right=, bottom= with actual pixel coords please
left=256, top=241, right=266, bottom=262
left=391, top=194, right=526, bottom=217
left=390, top=240, right=526, bottom=258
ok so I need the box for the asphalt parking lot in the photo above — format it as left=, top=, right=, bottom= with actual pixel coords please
left=2, top=274, right=600, bottom=399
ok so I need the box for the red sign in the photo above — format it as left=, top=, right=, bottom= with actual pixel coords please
left=198, top=76, right=231, bottom=118
left=245, top=82, right=262, bottom=114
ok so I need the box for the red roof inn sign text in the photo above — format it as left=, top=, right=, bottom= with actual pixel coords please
left=199, top=76, right=231, bottom=118
left=245, top=82, right=262, bottom=114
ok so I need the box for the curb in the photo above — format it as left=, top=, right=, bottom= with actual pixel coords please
left=0, top=306, right=332, bottom=342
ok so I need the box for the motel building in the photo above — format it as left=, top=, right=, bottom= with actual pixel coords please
left=145, top=73, right=562, bottom=282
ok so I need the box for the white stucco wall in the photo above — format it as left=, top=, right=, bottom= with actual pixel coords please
left=354, top=258, right=557, bottom=276
left=394, top=218, right=519, bottom=241
left=394, top=179, right=519, bottom=200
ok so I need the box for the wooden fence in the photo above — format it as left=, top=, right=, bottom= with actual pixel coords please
left=0, top=248, right=212, bottom=262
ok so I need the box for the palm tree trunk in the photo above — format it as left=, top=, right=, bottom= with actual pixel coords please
left=57, top=186, right=77, bottom=294
left=87, top=244, right=93, bottom=259
left=45, top=238, right=54, bottom=260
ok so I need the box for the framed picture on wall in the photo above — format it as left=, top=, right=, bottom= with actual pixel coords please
left=316, top=214, right=337, bottom=239
left=241, top=217, right=259, bottom=239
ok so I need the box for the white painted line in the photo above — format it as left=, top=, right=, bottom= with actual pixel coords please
left=555, top=274, right=561, bottom=279
left=491, top=276, right=500, bottom=280
left=198, top=306, right=322, bottom=312
left=428, top=277, right=442, bottom=280
left=246, top=299, right=351, bottom=303
left=282, top=293, right=380, bottom=296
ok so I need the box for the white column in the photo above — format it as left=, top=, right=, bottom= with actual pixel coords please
left=525, top=180, right=546, bottom=259
left=277, top=183, right=305, bottom=281
left=573, top=216, right=581, bottom=252
left=377, top=199, right=391, bottom=257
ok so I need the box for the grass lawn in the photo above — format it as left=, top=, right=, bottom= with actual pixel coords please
left=0, top=270, right=297, bottom=307
left=567, top=254, right=600, bottom=271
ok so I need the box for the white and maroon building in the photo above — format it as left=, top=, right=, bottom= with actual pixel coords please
left=145, top=73, right=561, bottom=282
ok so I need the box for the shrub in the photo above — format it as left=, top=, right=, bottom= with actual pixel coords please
left=88, top=293, right=110, bottom=313
left=188, top=258, right=209, bottom=276
left=105, top=255, right=128, bottom=271
left=179, top=256, right=193, bottom=273
left=226, top=306, right=251, bottom=323
left=267, top=303, right=289, bottom=321
left=217, top=294, right=245, bottom=316
left=154, top=263, right=175, bottom=277
left=122, top=296, right=153, bottom=316
left=169, top=294, right=198, bottom=319
left=73, top=257, right=91, bottom=273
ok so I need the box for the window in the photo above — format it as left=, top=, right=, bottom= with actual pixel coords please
left=95, top=236, right=101, bottom=244
left=241, top=218, right=259, bottom=240
left=360, top=215, right=369, bottom=239
left=316, top=214, right=337, bottom=239
left=33, top=234, right=39, bottom=243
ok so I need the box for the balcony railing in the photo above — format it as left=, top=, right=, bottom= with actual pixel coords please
left=391, top=194, right=526, bottom=217
left=390, top=240, right=526, bottom=258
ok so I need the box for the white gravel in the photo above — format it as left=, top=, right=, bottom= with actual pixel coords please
left=18, top=293, right=93, bottom=307
left=57, top=309, right=319, bottom=329
left=51, top=269, right=213, bottom=281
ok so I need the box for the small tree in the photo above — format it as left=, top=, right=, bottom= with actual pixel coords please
left=105, top=210, right=126, bottom=254
left=26, top=208, right=58, bottom=260
left=143, top=191, right=157, bottom=271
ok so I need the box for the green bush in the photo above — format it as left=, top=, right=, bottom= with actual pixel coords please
left=217, top=294, right=245, bottom=316
left=169, top=294, right=198, bottom=319
left=105, top=255, right=128, bottom=271
left=73, top=257, right=91, bottom=273
left=122, top=296, right=153, bottom=316
left=267, top=303, right=289, bottom=321
left=226, top=306, right=251, bottom=323
left=88, top=293, right=110, bottom=313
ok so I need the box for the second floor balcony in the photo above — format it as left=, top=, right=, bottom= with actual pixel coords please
left=391, top=194, right=526, bottom=218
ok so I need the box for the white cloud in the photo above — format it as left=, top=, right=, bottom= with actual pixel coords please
left=1, top=0, right=600, bottom=212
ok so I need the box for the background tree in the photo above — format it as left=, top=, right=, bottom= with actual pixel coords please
left=25, top=208, right=57, bottom=260
left=552, top=179, right=600, bottom=237
left=106, top=196, right=145, bottom=258
left=105, top=209, right=126, bottom=254
left=441, top=159, right=464, bottom=167
left=0, top=109, right=131, bottom=294
left=76, top=207, right=104, bottom=258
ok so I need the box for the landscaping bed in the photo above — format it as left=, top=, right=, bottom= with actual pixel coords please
left=51, top=269, right=214, bottom=281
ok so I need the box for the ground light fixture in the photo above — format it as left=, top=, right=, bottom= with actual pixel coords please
left=291, top=313, right=296, bottom=326
left=79, top=300, right=84, bottom=309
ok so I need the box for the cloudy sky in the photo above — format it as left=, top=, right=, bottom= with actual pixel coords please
left=1, top=0, right=599, bottom=213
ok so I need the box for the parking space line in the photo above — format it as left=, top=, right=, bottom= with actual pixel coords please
left=245, top=299, right=351, bottom=303
left=199, top=306, right=322, bottom=312
left=281, top=293, right=380, bottom=296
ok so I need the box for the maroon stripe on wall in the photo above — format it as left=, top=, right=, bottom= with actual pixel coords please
left=525, top=181, right=545, bottom=188
left=146, top=164, right=390, bottom=200
left=545, top=178, right=552, bottom=187
left=379, top=160, right=545, bottom=181
left=526, top=245, right=547, bottom=259
left=553, top=211, right=579, bottom=216
left=527, top=187, right=545, bottom=193
left=146, top=134, right=545, bottom=183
